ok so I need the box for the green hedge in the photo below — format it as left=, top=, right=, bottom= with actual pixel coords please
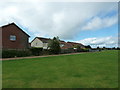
left=60, top=48, right=89, bottom=54
left=42, top=49, right=50, bottom=55
left=60, top=48, right=75, bottom=54
left=2, top=50, right=32, bottom=58
left=2, top=47, right=43, bottom=58
left=30, top=47, right=43, bottom=56
left=77, top=48, right=89, bottom=52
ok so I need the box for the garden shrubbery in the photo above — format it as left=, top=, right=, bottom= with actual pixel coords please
left=60, top=48, right=89, bottom=54
left=48, top=37, right=61, bottom=54
left=2, top=47, right=43, bottom=58
left=2, top=47, right=90, bottom=58
left=2, top=50, right=32, bottom=58
left=42, top=49, right=50, bottom=55
left=30, top=47, right=43, bottom=56
left=60, top=49, right=73, bottom=54
left=78, top=48, right=89, bottom=52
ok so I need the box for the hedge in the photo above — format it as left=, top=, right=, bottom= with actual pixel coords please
left=30, top=47, right=43, bottom=56
left=2, top=50, right=32, bottom=58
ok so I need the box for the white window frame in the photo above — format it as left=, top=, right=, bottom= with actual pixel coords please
left=10, top=35, right=16, bottom=41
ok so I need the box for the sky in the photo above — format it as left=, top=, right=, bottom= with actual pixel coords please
left=0, top=0, right=119, bottom=48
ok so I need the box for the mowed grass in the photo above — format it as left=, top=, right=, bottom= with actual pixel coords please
left=2, top=50, right=118, bottom=88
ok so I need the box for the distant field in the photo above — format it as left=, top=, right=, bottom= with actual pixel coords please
left=2, top=50, right=118, bottom=88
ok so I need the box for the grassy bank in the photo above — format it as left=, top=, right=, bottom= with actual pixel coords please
left=2, top=50, right=118, bottom=88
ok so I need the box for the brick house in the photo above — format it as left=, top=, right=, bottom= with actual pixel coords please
left=0, top=23, right=30, bottom=50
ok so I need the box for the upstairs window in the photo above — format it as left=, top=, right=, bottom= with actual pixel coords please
left=10, top=35, right=16, bottom=41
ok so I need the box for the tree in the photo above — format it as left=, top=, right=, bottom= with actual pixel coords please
left=48, top=37, right=61, bottom=54
left=97, top=46, right=101, bottom=51
left=76, top=45, right=82, bottom=52
left=117, top=47, right=120, bottom=50
left=112, top=47, right=116, bottom=50
left=103, top=47, right=106, bottom=50
left=85, top=45, right=91, bottom=49
left=97, top=46, right=99, bottom=49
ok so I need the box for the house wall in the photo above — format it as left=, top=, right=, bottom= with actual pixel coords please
left=31, top=38, right=49, bottom=49
left=43, top=43, right=48, bottom=49
left=2, top=24, right=29, bottom=49
left=31, top=38, right=43, bottom=48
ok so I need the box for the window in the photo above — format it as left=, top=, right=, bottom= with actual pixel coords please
left=10, top=35, right=16, bottom=41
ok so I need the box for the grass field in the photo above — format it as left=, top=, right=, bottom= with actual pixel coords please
left=2, top=50, right=118, bottom=88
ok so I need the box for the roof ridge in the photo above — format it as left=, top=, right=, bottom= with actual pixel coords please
left=0, top=22, right=15, bottom=27
left=37, top=37, right=51, bottom=40
left=1, top=22, right=30, bottom=37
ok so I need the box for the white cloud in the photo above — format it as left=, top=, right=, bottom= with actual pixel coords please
left=0, top=2, right=118, bottom=40
left=76, top=36, right=118, bottom=48
left=82, top=15, right=118, bottom=30
left=0, top=0, right=119, bottom=3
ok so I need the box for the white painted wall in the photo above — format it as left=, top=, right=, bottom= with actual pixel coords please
left=31, top=38, right=49, bottom=49
left=31, top=38, right=43, bottom=48
left=43, top=43, right=48, bottom=49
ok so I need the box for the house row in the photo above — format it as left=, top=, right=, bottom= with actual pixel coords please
left=0, top=23, right=85, bottom=50
left=30, top=37, right=85, bottom=49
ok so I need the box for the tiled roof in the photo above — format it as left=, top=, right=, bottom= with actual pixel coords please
left=67, top=41, right=84, bottom=46
left=61, top=42, right=73, bottom=49
left=37, top=37, right=51, bottom=43
left=31, top=37, right=85, bottom=49
left=59, top=40, right=66, bottom=44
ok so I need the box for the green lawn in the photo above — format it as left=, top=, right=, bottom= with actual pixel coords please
left=2, top=50, right=118, bottom=88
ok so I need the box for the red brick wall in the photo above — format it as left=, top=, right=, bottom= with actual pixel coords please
left=2, top=24, right=29, bottom=49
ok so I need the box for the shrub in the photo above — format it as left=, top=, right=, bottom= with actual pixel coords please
left=16, top=50, right=32, bottom=57
left=68, top=48, right=75, bottom=53
left=30, top=47, right=43, bottom=56
left=82, top=48, right=89, bottom=52
left=76, top=45, right=82, bottom=52
left=41, top=49, right=50, bottom=55
left=61, top=49, right=70, bottom=54
left=60, top=48, right=75, bottom=54
left=77, top=48, right=89, bottom=52
left=2, top=50, right=32, bottom=58
left=48, top=37, right=61, bottom=54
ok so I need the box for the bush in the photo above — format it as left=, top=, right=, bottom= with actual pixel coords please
left=77, top=48, right=89, bottom=52
left=2, top=50, right=32, bottom=58
left=82, top=48, right=89, bottom=52
left=30, top=47, right=43, bottom=56
left=60, top=48, right=75, bottom=54
left=48, top=37, right=61, bottom=54
left=41, top=49, right=50, bottom=55
left=60, top=49, right=70, bottom=54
